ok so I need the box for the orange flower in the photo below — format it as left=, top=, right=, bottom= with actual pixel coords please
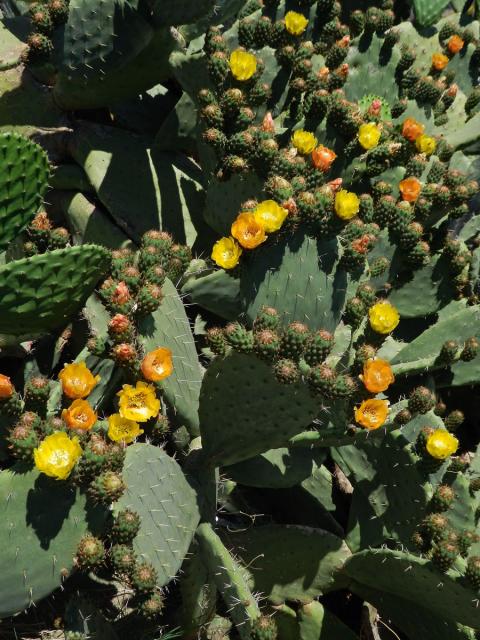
left=402, top=117, right=424, bottom=142
left=58, top=362, right=100, bottom=399
left=360, top=359, right=395, bottom=393
left=0, top=374, right=14, bottom=399
left=355, top=399, right=389, bottom=430
left=312, top=145, right=337, bottom=171
left=141, top=347, right=173, bottom=382
left=112, top=281, right=131, bottom=305
left=231, top=212, right=267, bottom=249
left=447, top=34, right=464, bottom=54
left=399, top=176, right=421, bottom=202
left=62, top=399, right=97, bottom=431
left=432, top=53, right=449, bottom=71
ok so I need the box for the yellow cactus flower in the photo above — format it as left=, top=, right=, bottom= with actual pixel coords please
left=211, top=237, right=243, bottom=269
left=416, top=134, right=436, bottom=155
left=355, top=399, right=389, bottom=430
left=62, top=399, right=97, bottom=431
left=285, top=10, right=308, bottom=35
left=368, top=301, right=400, bottom=334
left=59, top=361, right=100, bottom=399
left=34, top=431, right=82, bottom=480
left=334, top=189, right=360, bottom=220
left=117, top=381, right=160, bottom=422
left=141, top=347, right=174, bottom=382
left=108, top=413, right=144, bottom=444
left=253, top=200, right=288, bottom=233
left=361, top=358, right=394, bottom=393
left=426, top=429, right=459, bottom=460
left=358, top=122, right=381, bottom=150
left=231, top=212, right=267, bottom=249
left=291, top=129, right=317, bottom=155
left=229, top=49, right=257, bottom=81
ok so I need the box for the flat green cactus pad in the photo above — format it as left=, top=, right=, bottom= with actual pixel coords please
left=0, top=245, right=111, bottom=336
left=0, top=465, right=107, bottom=617
left=115, top=443, right=200, bottom=587
left=0, top=132, right=50, bottom=252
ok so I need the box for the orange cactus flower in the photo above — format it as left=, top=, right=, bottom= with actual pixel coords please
left=62, top=399, right=97, bottom=431
left=355, top=398, right=389, bottom=430
left=402, top=117, right=425, bottom=142
left=0, top=374, right=14, bottom=399
left=432, top=53, right=449, bottom=71
left=112, top=281, right=131, bottom=305
left=59, top=362, right=100, bottom=399
left=399, top=176, right=421, bottom=202
left=447, top=34, right=464, bottom=54
left=312, top=145, right=337, bottom=171
left=231, top=212, right=267, bottom=249
left=360, top=358, right=395, bottom=393
left=141, top=347, right=174, bottom=382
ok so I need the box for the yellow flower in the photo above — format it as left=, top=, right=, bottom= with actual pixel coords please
left=369, top=301, right=400, bottom=335
left=426, top=430, right=459, bottom=460
left=285, top=10, right=308, bottom=35
left=358, top=122, right=381, bottom=150
left=334, top=190, right=360, bottom=220
left=355, top=399, right=389, bottom=430
left=117, top=381, right=160, bottom=422
left=59, top=361, right=100, bottom=399
left=62, top=399, right=97, bottom=431
left=292, top=129, right=317, bottom=155
left=211, top=237, right=243, bottom=269
left=253, top=200, right=288, bottom=233
left=416, top=134, right=436, bottom=155
left=229, top=49, right=257, bottom=81
left=34, top=432, right=82, bottom=480
left=231, top=212, right=267, bottom=249
left=141, top=347, right=174, bottom=382
left=108, top=413, right=144, bottom=444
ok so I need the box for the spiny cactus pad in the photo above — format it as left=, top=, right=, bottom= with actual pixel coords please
left=0, top=133, right=50, bottom=252
left=114, top=443, right=200, bottom=587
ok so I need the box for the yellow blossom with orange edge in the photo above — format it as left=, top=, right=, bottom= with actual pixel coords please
left=426, top=430, right=459, bottom=459
left=211, top=237, right=243, bottom=269
left=358, top=122, right=381, bottom=150
left=0, top=373, right=14, bottom=398
left=285, top=10, right=308, bottom=35
left=416, top=134, right=436, bottom=155
left=361, top=359, right=395, bottom=393
left=108, top=414, right=144, bottom=444
left=231, top=212, right=267, bottom=249
left=34, top=431, right=82, bottom=480
left=334, top=190, right=360, bottom=220
left=431, top=53, right=449, bottom=71
left=59, top=361, right=100, bottom=399
left=118, top=381, right=160, bottom=422
left=291, top=129, right=317, bottom=155
left=447, top=34, right=464, bottom=54
left=62, top=399, right=97, bottom=431
left=369, top=301, right=400, bottom=334
left=229, top=49, right=257, bottom=81
left=141, top=347, right=173, bottom=382
left=355, top=399, right=389, bottom=430
left=254, top=200, right=288, bottom=233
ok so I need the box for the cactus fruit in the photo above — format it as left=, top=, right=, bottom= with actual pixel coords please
left=76, top=535, right=106, bottom=569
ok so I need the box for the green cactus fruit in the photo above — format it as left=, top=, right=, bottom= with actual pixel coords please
left=421, top=512, right=449, bottom=542
left=206, top=327, right=227, bottom=356
left=354, top=344, right=377, bottom=368
left=303, top=329, right=334, bottom=366
left=280, top=322, right=310, bottom=360
left=333, top=374, right=357, bottom=398
left=251, top=615, right=278, bottom=640
left=466, top=556, right=480, bottom=590
left=307, top=363, right=336, bottom=397
left=29, top=4, right=53, bottom=34
left=411, top=530, right=430, bottom=553
left=394, top=408, right=412, bottom=426
left=75, top=534, right=106, bottom=570
left=74, top=438, right=110, bottom=482
left=239, top=19, right=257, bottom=48
left=221, top=88, right=245, bottom=117
left=111, top=544, right=137, bottom=574
left=254, top=329, right=281, bottom=360
left=253, top=306, right=281, bottom=332
left=439, top=340, right=459, bottom=364
left=107, top=314, right=134, bottom=344
left=25, top=32, right=53, bottom=62
left=24, top=375, right=50, bottom=418
left=131, top=561, right=158, bottom=594
left=135, top=283, right=163, bottom=315
left=111, top=509, right=141, bottom=544
left=144, top=265, right=166, bottom=287
left=356, top=283, right=376, bottom=306
left=470, top=478, right=480, bottom=494
left=273, top=359, right=300, bottom=384
left=344, top=296, right=366, bottom=328
left=48, top=227, right=70, bottom=249
left=461, top=337, right=479, bottom=362
left=431, top=485, right=455, bottom=512
left=208, top=51, right=230, bottom=85
left=445, top=410, right=464, bottom=431
left=465, top=87, right=480, bottom=115
left=431, top=541, right=458, bottom=572
left=89, top=471, right=126, bottom=505
left=111, top=342, right=138, bottom=368
left=87, top=335, right=108, bottom=357
left=224, top=322, right=254, bottom=352
left=203, top=128, right=227, bottom=153
left=408, top=386, right=435, bottom=414
left=0, top=392, right=23, bottom=418
left=138, top=592, right=164, bottom=620
left=458, top=531, right=479, bottom=558
left=47, top=0, right=69, bottom=25
left=7, top=420, right=39, bottom=461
